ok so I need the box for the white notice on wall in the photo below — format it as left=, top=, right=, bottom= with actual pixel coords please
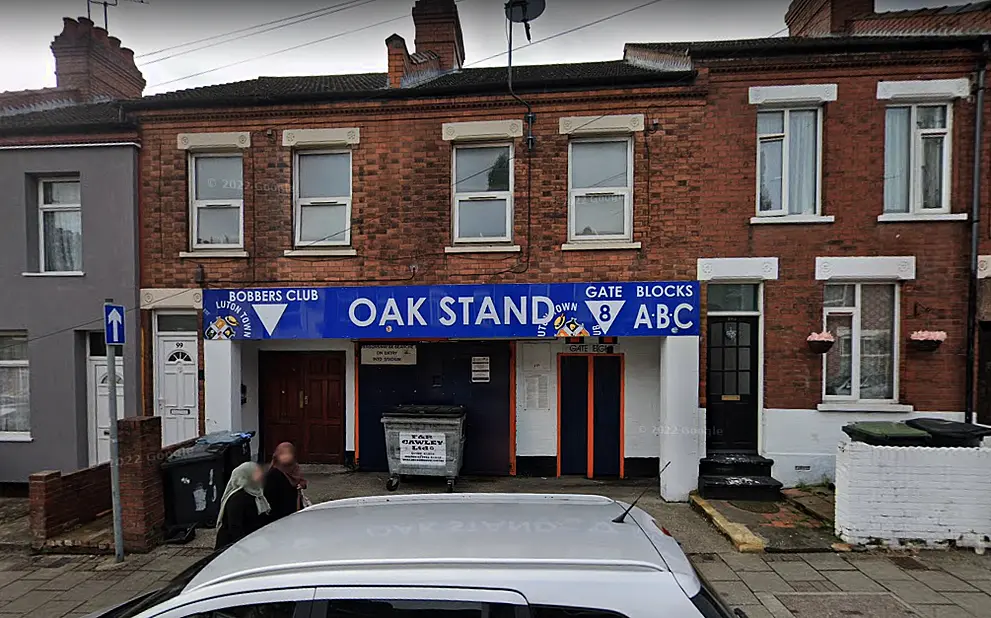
left=471, top=356, right=490, bottom=383
left=361, top=345, right=417, bottom=365
left=399, top=432, right=446, bottom=466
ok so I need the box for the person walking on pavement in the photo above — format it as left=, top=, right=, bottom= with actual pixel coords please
left=265, top=442, right=310, bottom=521
left=215, top=461, right=271, bottom=550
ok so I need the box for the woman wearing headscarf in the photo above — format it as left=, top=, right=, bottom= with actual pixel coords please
left=215, top=462, right=271, bottom=550
left=264, top=442, right=308, bottom=521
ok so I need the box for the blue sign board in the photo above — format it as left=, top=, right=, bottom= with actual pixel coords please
left=104, top=303, right=126, bottom=346
left=202, top=281, right=700, bottom=341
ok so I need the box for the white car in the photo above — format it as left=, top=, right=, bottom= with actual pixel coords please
left=91, top=493, right=733, bottom=618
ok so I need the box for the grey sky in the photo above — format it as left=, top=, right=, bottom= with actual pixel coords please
left=0, top=0, right=976, bottom=95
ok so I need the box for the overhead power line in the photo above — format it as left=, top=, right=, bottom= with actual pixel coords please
left=135, top=0, right=373, bottom=59
left=464, top=0, right=667, bottom=68
left=140, top=0, right=377, bottom=66
left=149, top=0, right=663, bottom=91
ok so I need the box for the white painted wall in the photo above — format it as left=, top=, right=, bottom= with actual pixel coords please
left=658, top=336, right=702, bottom=501
left=203, top=340, right=241, bottom=435
left=835, top=441, right=991, bottom=551
left=516, top=342, right=556, bottom=457
left=623, top=337, right=661, bottom=458
left=514, top=338, right=663, bottom=459
left=763, top=408, right=965, bottom=487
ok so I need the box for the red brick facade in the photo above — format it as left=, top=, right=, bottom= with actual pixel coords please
left=787, top=0, right=991, bottom=37
left=695, top=48, right=985, bottom=413
left=137, top=39, right=989, bottom=419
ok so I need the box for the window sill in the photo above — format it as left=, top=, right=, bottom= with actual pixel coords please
left=445, top=245, right=521, bottom=254
left=0, top=433, right=33, bottom=443
left=750, top=215, right=835, bottom=225
left=877, top=213, right=968, bottom=223
left=817, top=402, right=914, bottom=413
left=561, top=241, right=641, bottom=251
left=284, top=248, right=357, bottom=257
left=22, top=271, right=84, bottom=277
left=179, top=251, right=249, bottom=259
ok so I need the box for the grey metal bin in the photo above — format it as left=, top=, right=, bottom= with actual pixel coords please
left=381, top=405, right=466, bottom=492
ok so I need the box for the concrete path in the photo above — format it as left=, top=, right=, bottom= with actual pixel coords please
left=0, top=474, right=989, bottom=617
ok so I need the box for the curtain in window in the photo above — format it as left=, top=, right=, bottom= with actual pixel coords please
left=859, top=285, right=895, bottom=400
left=787, top=110, right=817, bottom=215
left=43, top=210, right=82, bottom=272
left=884, top=108, right=911, bottom=213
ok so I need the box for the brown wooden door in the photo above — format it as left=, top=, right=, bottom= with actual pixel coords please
left=301, top=353, right=346, bottom=464
left=260, top=352, right=346, bottom=464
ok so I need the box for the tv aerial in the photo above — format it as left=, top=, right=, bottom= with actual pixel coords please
left=505, top=0, right=545, bottom=42
left=86, top=0, right=148, bottom=31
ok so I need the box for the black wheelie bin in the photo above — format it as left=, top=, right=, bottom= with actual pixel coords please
left=905, top=418, right=991, bottom=447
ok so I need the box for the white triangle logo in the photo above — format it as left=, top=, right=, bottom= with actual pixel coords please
left=253, top=304, right=287, bottom=336
left=584, top=300, right=625, bottom=335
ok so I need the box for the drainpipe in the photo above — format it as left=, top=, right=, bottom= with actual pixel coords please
left=966, top=42, right=988, bottom=424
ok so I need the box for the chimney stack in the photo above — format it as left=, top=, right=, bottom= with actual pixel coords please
left=50, top=17, right=145, bottom=101
left=785, top=0, right=874, bottom=37
left=411, top=0, right=465, bottom=71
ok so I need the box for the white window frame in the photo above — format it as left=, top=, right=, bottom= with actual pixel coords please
left=189, top=152, right=244, bottom=250
left=822, top=283, right=900, bottom=404
left=567, top=136, right=634, bottom=242
left=451, top=142, right=514, bottom=244
left=0, top=332, right=30, bottom=440
left=885, top=103, right=952, bottom=214
left=293, top=148, right=353, bottom=248
left=755, top=107, right=823, bottom=218
left=38, top=177, right=82, bottom=273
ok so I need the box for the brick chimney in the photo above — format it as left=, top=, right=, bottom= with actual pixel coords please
left=785, top=0, right=874, bottom=36
left=411, top=0, right=465, bottom=71
left=50, top=17, right=145, bottom=101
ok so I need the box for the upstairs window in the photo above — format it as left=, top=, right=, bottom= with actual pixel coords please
left=39, top=178, right=82, bottom=272
left=453, top=144, right=513, bottom=243
left=295, top=150, right=352, bottom=247
left=190, top=154, right=243, bottom=249
left=884, top=104, right=951, bottom=214
left=823, top=283, right=898, bottom=402
left=757, top=109, right=820, bottom=217
left=568, top=137, right=633, bottom=242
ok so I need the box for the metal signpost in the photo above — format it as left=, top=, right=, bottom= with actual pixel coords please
left=103, top=300, right=126, bottom=562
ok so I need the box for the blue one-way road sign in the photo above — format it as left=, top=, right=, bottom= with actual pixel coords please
left=104, top=303, right=126, bottom=346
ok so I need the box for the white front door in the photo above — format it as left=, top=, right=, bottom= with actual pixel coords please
left=156, top=335, right=200, bottom=446
left=87, top=359, right=124, bottom=466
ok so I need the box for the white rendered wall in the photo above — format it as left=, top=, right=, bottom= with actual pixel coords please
left=203, top=340, right=242, bottom=436
left=763, top=409, right=965, bottom=487
left=658, top=336, right=702, bottom=501
left=835, top=441, right=991, bottom=551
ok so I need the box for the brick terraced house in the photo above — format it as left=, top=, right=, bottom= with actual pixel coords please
left=3, top=0, right=991, bottom=500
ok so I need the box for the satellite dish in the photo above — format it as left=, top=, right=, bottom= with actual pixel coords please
left=506, top=0, right=546, bottom=23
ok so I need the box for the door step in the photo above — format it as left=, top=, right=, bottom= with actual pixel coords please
left=698, top=474, right=783, bottom=502
left=700, top=453, right=774, bottom=477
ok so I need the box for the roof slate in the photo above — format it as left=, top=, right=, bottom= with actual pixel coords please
left=0, top=101, right=130, bottom=135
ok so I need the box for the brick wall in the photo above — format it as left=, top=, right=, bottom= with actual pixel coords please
left=29, top=463, right=111, bottom=541
left=29, top=416, right=195, bottom=552
left=697, top=51, right=984, bottom=413
left=137, top=85, right=705, bottom=293
left=835, top=440, right=991, bottom=549
left=139, top=45, right=985, bottom=418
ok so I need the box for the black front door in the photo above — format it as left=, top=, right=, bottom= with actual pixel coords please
left=706, top=317, right=759, bottom=451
